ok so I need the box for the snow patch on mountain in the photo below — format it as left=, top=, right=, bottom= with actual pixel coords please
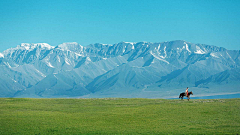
left=132, top=45, right=135, bottom=49
left=184, top=42, right=191, bottom=53
left=35, top=69, right=46, bottom=77
left=194, top=45, right=206, bottom=54
left=20, top=43, right=54, bottom=50
left=150, top=51, right=169, bottom=64
left=65, top=58, right=71, bottom=65
left=0, top=53, right=4, bottom=58
left=3, top=62, right=12, bottom=68
left=44, top=58, right=54, bottom=68
left=210, top=53, right=219, bottom=58
left=123, top=42, right=135, bottom=45
left=57, top=42, right=83, bottom=52
left=86, top=57, right=91, bottom=62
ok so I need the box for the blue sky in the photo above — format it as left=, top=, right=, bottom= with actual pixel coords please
left=0, top=0, right=240, bottom=52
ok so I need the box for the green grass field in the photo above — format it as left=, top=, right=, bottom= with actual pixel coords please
left=0, top=98, right=239, bottom=135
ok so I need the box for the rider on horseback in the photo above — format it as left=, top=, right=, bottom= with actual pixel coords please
left=185, top=87, right=189, bottom=96
left=179, top=88, right=193, bottom=100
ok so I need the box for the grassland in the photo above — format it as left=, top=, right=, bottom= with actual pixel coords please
left=0, top=98, right=239, bottom=135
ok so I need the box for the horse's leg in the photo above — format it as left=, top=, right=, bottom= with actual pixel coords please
left=187, top=96, right=189, bottom=101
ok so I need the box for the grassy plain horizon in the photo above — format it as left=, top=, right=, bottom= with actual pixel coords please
left=0, top=98, right=239, bottom=134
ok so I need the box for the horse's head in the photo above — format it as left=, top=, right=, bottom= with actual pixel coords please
left=190, top=91, right=193, bottom=95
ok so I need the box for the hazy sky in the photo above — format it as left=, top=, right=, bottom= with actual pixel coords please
left=0, top=0, right=240, bottom=52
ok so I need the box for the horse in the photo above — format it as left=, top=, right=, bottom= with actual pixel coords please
left=179, top=91, right=193, bottom=101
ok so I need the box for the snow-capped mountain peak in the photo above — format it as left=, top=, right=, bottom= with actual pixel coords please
left=19, top=43, right=54, bottom=50
left=56, top=42, right=83, bottom=52
left=3, top=43, right=54, bottom=55
left=122, top=41, right=136, bottom=45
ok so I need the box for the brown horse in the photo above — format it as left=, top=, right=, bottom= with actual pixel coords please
left=179, top=91, right=193, bottom=101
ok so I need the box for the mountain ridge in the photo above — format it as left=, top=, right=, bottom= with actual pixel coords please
left=1, top=40, right=239, bottom=98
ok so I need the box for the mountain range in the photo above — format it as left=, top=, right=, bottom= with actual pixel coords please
left=1, top=40, right=239, bottom=98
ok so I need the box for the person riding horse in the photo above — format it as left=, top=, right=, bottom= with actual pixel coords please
left=179, top=87, right=193, bottom=101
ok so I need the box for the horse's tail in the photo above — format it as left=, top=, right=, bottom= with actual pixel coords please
left=179, top=94, right=181, bottom=98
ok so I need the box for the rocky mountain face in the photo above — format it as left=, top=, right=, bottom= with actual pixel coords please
left=1, top=40, right=239, bottom=98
